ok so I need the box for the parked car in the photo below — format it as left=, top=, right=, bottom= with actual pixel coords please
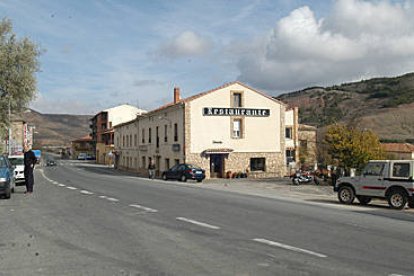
left=162, top=163, right=206, bottom=182
left=334, top=160, right=414, bottom=209
left=46, top=158, right=57, bottom=166
left=77, top=152, right=87, bottom=160
left=8, top=155, right=25, bottom=186
left=0, top=155, right=15, bottom=199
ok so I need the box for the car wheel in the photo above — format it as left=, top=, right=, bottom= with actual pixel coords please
left=387, top=190, right=407, bottom=210
left=5, top=188, right=11, bottom=199
left=292, top=178, right=299, bottom=185
left=162, top=173, right=167, bottom=181
left=338, top=186, right=355, bottom=204
left=408, top=198, right=414, bottom=208
left=197, top=179, right=202, bottom=183
left=11, top=187, right=15, bottom=193
left=357, top=195, right=371, bottom=205
left=180, top=175, right=187, bottom=182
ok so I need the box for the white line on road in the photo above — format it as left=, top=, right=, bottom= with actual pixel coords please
left=253, top=238, right=327, bottom=258
left=129, top=204, right=158, bottom=213
left=99, top=195, right=108, bottom=199
left=106, top=197, right=119, bottom=202
left=58, top=184, right=66, bottom=187
left=66, top=186, right=77, bottom=190
left=80, top=190, right=94, bottom=195
left=176, top=217, right=220, bottom=230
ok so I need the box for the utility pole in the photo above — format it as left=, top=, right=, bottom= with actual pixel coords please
left=8, top=96, right=11, bottom=155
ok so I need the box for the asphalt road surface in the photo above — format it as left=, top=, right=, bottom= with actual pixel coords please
left=1, top=158, right=414, bottom=276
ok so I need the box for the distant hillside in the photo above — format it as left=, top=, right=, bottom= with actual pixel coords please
left=22, top=109, right=91, bottom=148
left=277, top=73, right=414, bottom=142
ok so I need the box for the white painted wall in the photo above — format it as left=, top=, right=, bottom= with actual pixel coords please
left=189, top=83, right=284, bottom=153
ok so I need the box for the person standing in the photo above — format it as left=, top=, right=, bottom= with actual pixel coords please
left=24, top=145, right=37, bottom=194
left=148, top=159, right=156, bottom=179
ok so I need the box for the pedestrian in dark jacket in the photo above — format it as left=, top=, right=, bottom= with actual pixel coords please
left=148, top=160, right=156, bottom=179
left=24, top=145, right=37, bottom=194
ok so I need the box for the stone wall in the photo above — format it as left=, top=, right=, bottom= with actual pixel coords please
left=186, top=151, right=286, bottom=179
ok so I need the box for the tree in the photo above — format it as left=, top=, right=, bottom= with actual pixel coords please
left=0, top=18, right=40, bottom=134
left=324, top=124, right=385, bottom=173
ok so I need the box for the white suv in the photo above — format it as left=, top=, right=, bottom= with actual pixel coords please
left=8, top=155, right=25, bottom=185
left=334, top=160, right=414, bottom=209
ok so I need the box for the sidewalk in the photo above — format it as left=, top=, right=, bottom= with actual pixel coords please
left=200, top=177, right=336, bottom=201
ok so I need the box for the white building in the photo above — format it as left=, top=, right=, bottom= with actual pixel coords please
left=115, top=82, right=297, bottom=178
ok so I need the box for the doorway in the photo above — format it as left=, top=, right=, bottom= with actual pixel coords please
left=210, top=154, right=224, bottom=178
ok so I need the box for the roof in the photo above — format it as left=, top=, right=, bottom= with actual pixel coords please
left=381, top=143, right=414, bottom=153
left=146, top=81, right=286, bottom=116
left=72, top=135, right=92, bottom=143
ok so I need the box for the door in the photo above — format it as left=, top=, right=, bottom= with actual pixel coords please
left=357, top=161, right=387, bottom=197
left=210, top=154, right=224, bottom=178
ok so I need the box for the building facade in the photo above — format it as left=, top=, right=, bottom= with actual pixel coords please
left=90, top=104, right=146, bottom=165
left=381, top=143, right=414, bottom=160
left=115, top=82, right=297, bottom=178
left=71, top=135, right=94, bottom=160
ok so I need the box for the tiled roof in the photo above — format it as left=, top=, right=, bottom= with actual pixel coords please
left=72, top=135, right=92, bottom=143
left=381, top=143, right=414, bottom=153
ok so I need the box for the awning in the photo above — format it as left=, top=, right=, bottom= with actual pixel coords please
left=203, top=148, right=234, bottom=155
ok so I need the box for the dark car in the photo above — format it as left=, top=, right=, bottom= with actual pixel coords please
left=162, top=163, right=205, bottom=183
left=46, top=159, right=57, bottom=166
left=0, top=155, right=15, bottom=199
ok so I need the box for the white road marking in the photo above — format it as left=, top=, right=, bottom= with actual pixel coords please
left=106, top=197, right=119, bottom=202
left=80, top=190, right=94, bottom=195
left=52, top=181, right=59, bottom=185
left=66, top=186, right=77, bottom=190
left=58, top=184, right=66, bottom=187
left=176, top=217, right=220, bottom=230
left=129, top=204, right=158, bottom=213
left=99, top=195, right=108, bottom=199
left=253, top=238, right=327, bottom=258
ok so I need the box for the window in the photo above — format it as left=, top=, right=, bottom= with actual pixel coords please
left=164, top=124, right=168, bottom=143
left=142, top=129, right=145, bottom=143
left=156, top=126, right=159, bottom=148
left=149, top=128, right=152, bottom=143
left=174, top=123, right=178, bottom=142
left=392, top=163, right=410, bottom=178
left=134, top=134, right=137, bottom=146
left=142, top=156, right=146, bottom=169
left=233, top=92, right=242, bottom=107
left=122, top=135, right=125, bottom=147
left=165, top=158, right=170, bottom=170
left=250, top=158, right=265, bottom=171
left=130, top=134, right=132, bottom=147
left=174, top=159, right=180, bottom=166
left=126, top=135, right=129, bottom=147
left=363, top=162, right=385, bottom=176
left=286, top=150, right=296, bottom=165
left=232, top=119, right=242, bottom=138
left=285, top=127, right=292, bottom=139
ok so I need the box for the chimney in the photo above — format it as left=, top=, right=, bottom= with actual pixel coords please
left=174, top=87, right=180, bottom=104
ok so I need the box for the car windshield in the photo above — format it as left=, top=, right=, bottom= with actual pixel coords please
left=0, top=157, right=7, bottom=168
left=9, top=158, right=24, bottom=166
left=187, top=164, right=201, bottom=170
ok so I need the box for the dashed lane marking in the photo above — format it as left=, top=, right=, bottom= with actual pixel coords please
left=66, top=186, right=77, bottom=190
left=106, top=197, right=119, bottom=202
left=80, top=190, right=94, bottom=195
left=129, top=204, right=158, bottom=213
left=99, top=195, right=108, bottom=199
left=253, top=238, right=327, bottom=258
left=176, top=217, right=220, bottom=230
left=58, top=184, right=66, bottom=187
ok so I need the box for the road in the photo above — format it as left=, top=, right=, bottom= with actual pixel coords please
left=1, top=158, right=414, bottom=275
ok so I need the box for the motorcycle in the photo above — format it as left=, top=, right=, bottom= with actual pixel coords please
left=291, top=171, right=313, bottom=185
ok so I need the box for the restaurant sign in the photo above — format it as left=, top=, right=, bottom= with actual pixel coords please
left=203, top=107, right=270, bottom=117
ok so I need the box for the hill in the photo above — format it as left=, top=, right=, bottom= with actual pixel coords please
left=22, top=109, right=91, bottom=148
left=277, top=73, right=414, bottom=142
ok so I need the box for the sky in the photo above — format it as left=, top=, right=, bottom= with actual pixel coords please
left=1, top=0, right=414, bottom=115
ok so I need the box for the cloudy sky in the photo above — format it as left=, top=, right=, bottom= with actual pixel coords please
left=1, top=0, right=413, bottom=114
